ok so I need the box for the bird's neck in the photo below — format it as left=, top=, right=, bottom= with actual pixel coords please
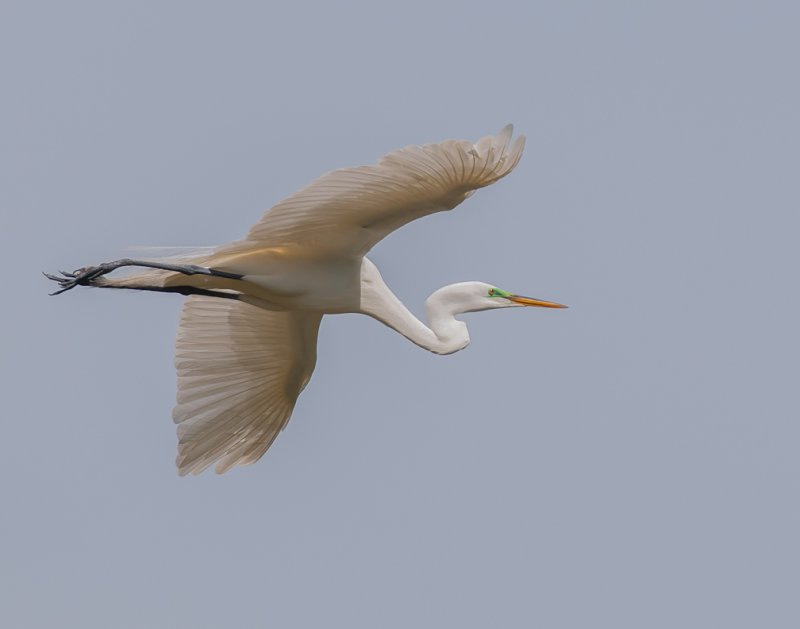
left=358, top=259, right=469, bottom=355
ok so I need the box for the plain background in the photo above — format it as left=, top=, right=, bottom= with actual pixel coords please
left=2, top=1, right=798, bottom=627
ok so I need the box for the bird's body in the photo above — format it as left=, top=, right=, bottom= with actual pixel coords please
left=48, top=125, right=566, bottom=475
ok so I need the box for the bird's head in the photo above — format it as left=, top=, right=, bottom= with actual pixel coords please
left=426, top=281, right=567, bottom=316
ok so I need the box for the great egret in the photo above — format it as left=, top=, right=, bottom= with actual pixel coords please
left=47, top=125, right=566, bottom=475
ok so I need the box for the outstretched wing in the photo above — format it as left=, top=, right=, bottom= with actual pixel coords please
left=216, top=125, right=525, bottom=260
left=173, top=296, right=322, bottom=475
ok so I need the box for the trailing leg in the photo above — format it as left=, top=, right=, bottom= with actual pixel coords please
left=44, top=258, right=244, bottom=296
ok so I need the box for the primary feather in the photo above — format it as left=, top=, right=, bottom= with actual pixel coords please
left=214, top=124, right=525, bottom=260
left=174, top=296, right=321, bottom=475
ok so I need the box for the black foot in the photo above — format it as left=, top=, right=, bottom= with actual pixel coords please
left=44, top=265, right=111, bottom=295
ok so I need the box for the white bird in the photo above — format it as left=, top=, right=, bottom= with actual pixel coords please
left=47, top=125, right=566, bottom=475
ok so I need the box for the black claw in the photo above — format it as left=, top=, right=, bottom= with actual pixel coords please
left=44, top=267, right=98, bottom=295
left=49, top=283, right=75, bottom=296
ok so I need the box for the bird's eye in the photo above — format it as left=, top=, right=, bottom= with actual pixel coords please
left=488, top=289, right=495, bottom=296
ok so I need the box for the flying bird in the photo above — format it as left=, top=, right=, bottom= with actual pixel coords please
left=47, top=125, right=566, bottom=475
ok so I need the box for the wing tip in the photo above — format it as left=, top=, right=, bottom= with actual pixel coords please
left=510, top=134, right=526, bottom=167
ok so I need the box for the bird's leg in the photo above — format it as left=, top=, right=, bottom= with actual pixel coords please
left=44, top=258, right=244, bottom=296
left=99, top=284, right=242, bottom=300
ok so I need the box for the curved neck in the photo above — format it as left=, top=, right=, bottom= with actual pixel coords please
left=358, top=259, right=469, bottom=355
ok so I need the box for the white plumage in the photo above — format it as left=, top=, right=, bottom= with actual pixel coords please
left=48, top=125, right=566, bottom=475
left=220, top=123, right=525, bottom=259
left=174, top=298, right=321, bottom=475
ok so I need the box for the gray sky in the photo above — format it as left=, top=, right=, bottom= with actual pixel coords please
left=2, top=1, right=799, bottom=627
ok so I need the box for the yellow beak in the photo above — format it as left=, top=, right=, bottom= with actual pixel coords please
left=508, top=295, right=568, bottom=309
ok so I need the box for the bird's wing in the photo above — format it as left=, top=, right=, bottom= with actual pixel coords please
left=215, top=125, right=525, bottom=260
left=173, top=296, right=322, bottom=475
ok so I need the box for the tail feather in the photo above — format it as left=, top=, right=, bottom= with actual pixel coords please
left=95, top=267, right=174, bottom=288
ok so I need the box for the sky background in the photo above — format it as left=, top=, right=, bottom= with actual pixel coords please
left=2, top=1, right=799, bottom=627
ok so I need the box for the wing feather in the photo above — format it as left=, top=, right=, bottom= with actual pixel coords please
left=173, top=296, right=322, bottom=475
left=215, top=125, right=526, bottom=260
